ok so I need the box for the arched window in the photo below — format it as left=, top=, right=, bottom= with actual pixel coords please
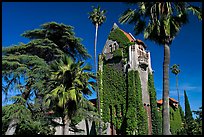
left=109, top=45, right=113, bottom=53
left=114, top=43, right=117, bottom=50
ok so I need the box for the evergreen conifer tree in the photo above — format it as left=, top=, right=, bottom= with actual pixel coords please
left=2, top=22, right=91, bottom=135
left=184, top=90, right=194, bottom=135
left=148, top=73, right=162, bottom=135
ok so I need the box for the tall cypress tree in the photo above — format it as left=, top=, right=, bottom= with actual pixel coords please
left=148, top=73, right=162, bottom=135
left=184, top=90, right=193, bottom=122
left=184, top=90, right=194, bottom=135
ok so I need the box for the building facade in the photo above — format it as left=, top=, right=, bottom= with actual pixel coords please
left=98, top=23, right=154, bottom=135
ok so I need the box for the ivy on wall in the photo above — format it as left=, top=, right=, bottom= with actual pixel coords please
left=126, top=70, right=138, bottom=135
left=134, top=71, right=148, bottom=135
left=148, top=73, right=162, bottom=135
left=99, top=27, right=149, bottom=135
left=113, top=48, right=123, bottom=59
left=100, top=66, right=149, bottom=135
left=170, top=107, right=183, bottom=135
left=102, top=63, right=126, bottom=132
left=157, top=103, right=183, bottom=135
left=108, top=28, right=130, bottom=48
left=108, top=28, right=134, bottom=61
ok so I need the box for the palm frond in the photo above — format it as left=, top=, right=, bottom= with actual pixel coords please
left=187, top=5, right=202, bottom=20
left=119, top=9, right=136, bottom=24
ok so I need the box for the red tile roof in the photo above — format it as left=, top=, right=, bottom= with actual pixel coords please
left=157, top=99, right=163, bottom=105
left=169, top=98, right=178, bottom=103
left=157, top=98, right=178, bottom=104
left=119, top=29, right=135, bottom=42
left=120, top=28, right=147, bottom=49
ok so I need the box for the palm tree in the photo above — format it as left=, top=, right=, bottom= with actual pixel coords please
left=2, top=22, right=91, bottom=135
left=44, top=55, right=96, bottom=135
left=170, top=64, right=181, bottom=104
left=119, top=2, right=202, bottom=135
left=88, top=5, right=106, bottom=135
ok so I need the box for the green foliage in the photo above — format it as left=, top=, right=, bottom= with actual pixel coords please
left=108, top=28, right=134, bottom=61
left=179, top=105, right=185, bottom=123
left=148, top=73, right=162, bottom=135
left=126, top=70, right=148, bottom=135
left=100, top=60, right=148, bottom=135
left=170, top=64, right=180, bottom=75
left=184, top=90, right=193, bottom=123
left=113, top=48, right=123, bottom=59
left=134, top=71, right=148, bottom=135
left=2, top=22, right=91, bottom=109
left=3, top=22, right=90, bottom=62
left=21, top=22, right=90, bottom=60
left=184, top=90, right=194, bottom=135
left=192, top=106, right=202, bottom=135
left=193, top=106, right=202, bottom=122
left=70, top=111, right=84, bottom=126
left=119, top=2, right=202, bottom=45
left=2, top=22, right=94, bottom=135
left=2, top=103, right=31, bottom=128
left=2, top=102, right=55, bottom=135
left=88, top=6, right=106, bottom=26
left=108, top=28, right=130, bottom=47
left=126, top=70, right=138, bottom=134
left=157, top=102, right=184, bottom=135
left=183, top=91, right=202, bottom=135
left=15, top=115, right=55, bottom=135
left=102, top=64, right=126, bottom=133
left=170, top=107, right=183, bottom=135
left=70, top=97, right=99, bottom=127
left=44, top=55, right=95, bottom=120
left=2, top=54, right=50, bottom=102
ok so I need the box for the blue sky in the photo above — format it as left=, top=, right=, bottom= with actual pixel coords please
left=2, top=2, right=202, bottom=114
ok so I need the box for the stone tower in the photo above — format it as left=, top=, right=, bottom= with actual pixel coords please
left=98, top=23, right=153, bottom=135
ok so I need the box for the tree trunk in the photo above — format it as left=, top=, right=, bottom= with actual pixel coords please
left=94, top=23, right=98, bottom=77
left=5, top=86, right=31, bottom=135
left=162, top=44, right=171, bottom=135
left=5, top=118, right=18, bottom=135
left=62, top=117, right=65, bottom=135
left=176, top=75, right=180, bottom=105
left=62, top=116, right=70, bottom=135
left=94, top=23, right=102, bottom=135
left=85, top=118, right=90, bottom=135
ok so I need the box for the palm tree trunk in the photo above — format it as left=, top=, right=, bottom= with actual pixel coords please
left=62, top=116, right=68, bottom=135
left=94, top=23, right=98, bottom=76
left=94, top=23, right=102, bottom=135
left=176, top=75, right=180, bottom=105
left=62, top=120, right=65, bottom=135
left=162, top=44, right=171, bottom=135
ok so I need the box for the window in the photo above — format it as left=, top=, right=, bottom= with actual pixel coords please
left=109, top=45, right=112, bottom=53
left=131, top=46, right=135, bottom=51
left=114, top=43, right=117, bottom=50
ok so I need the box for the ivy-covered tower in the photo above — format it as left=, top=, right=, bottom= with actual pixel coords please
left=98, top=23, right=154, bottom=135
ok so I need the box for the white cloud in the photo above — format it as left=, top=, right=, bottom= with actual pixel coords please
left=155, top=84, right=202, bottom=100
left=179, top=84, right=202, bottom=92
